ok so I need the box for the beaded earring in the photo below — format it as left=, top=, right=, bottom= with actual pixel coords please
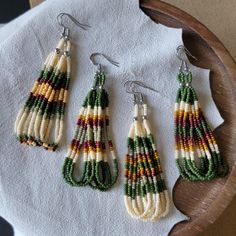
left=62, top=53, right=119, bottom=191
left=14, top=13, right=90, bottom=151
left=123, top=81, right=169, bottom=221
left=174, top=45, right=229, bottom=181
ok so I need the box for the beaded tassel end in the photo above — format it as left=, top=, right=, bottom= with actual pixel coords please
left=14, top=37, right=71, bottom=151
left=124, top=102, right=169, bottom=221
left=174, top=72, right=229, bottom=181
left=62, top=71, right=119, bottom=191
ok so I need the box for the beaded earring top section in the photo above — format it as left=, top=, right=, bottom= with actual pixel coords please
left=62, top=53, right=119, bottom=191
left=124, top=81, right=169, bottom=221
left=14, top=13, right=90, bottom=151
left=174, top=45, right=229, bottom=181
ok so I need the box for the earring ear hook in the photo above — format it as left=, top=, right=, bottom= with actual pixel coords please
left=124, top=80, right=159, bottom=104
left=90, top=53, right=119, bottom=72
left=57, top=13, right=91, bottom=38
left=176, top=45, right=197, bottom=72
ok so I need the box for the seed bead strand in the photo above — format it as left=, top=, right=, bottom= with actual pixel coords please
left=63, top=107, right=87, bottom=186
left=15, top=49, right=58, bottom=144
left=91, top=72, right=119, bottom=191
left=21, top=39, right=64, bottom=146
left=142, top=104, right=170, bottom=220
left=62, top=85, right=97, bottom=186
left=14, top=52, right=53, bottom=140
left=124, top=104, right=142, bottom=218
left=62, top=72, right=119, bottom=191
left=40, top=46, right=68, bottom=150
left=176, top=73, right=208, bottom=180
left=174, top=72, right=229, bottom=181
left=124, top=102, right=169, bottom=221
left=15, top=37, right=71, bottom=151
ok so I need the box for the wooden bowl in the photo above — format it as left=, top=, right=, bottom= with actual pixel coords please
left=140, top=0, right=236, bottom=235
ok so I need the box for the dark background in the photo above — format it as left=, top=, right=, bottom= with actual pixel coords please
left=0, top=0, right=29, bottom=23
left=0, top=1, right=30, bottom=236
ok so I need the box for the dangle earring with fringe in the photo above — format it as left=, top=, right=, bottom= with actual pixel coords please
left=174, top=45, right=229, bottom=181
left=14, top=13, right=90, bottom=151
left=123, top=81, right=169, bottom=221
left=62, top=53, right=119, bottom=191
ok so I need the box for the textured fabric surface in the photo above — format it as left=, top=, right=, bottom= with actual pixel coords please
left=0, top=0, right=223, bottom=235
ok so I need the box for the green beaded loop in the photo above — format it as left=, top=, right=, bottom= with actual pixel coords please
left=174, top=72, right=229, bottom=181
left=62, top=71, right=119, bottom=191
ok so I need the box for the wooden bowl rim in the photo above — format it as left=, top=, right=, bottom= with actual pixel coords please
left=141, top=0, right=236, bottom=234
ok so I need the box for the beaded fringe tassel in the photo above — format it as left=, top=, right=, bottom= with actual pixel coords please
left=62, top=72, right=119, bottom=191
left=14, top=37, right=71, bottom=151
left=175, top=72, right=229, bottom=181
left=124, top=103, right=169, bottom=221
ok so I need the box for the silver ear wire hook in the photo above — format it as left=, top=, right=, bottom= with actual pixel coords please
left=124, top=80, right=158, bottom=104
left=90, top=53, right=119, bottom=73
left=176, top=45, right=197, bottom=73
left=57, top=13, right=91, bottom=39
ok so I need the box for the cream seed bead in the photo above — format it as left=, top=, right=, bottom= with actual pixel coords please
left=49, top=52, right=59, bottom=68
left=190, top=151, right=195, bottom=161
left=134, top=104, right=139, bottom=117
left=89, top=150, right=96, bottom=160
left=17, top=109, right=30, bottom=136
left=96, top=152, right=102, bottom=162
left=43, top=52, right=53, bottom=67
left=181, top=148, right=185, bottom=158
left=128, top=124, right=134, bottom=138
left=124, top=197, right=136, bottom=218
left=194, top=101, right=199, bottom=110
left=40, top=117, right=49, bottom=141
left=23, top=111, right=33, bottom=134
left=83, top=152, right=88, bottom=162
left=14, top=108, right=24, bottom=132
left=66, top=58, right=71, bottom=75
left=143, top=119, right=151, bottom=135
left=161, top=190, right=170, bottom=217
left=132, top=200, right=142, bottom=216
left=174, top=102, right=179, bottom=111
left=175, top=150, right=179, bottom=159
left=44, top=119, right=53, bottom=141
left=27, top=110, right=38, bottom=136
left=180, top=101, right=185, bottom=110
left=184, top=103, right=189, bottom=113
left=143, top=104, right=148, bottom=116
left=185, top=151, right=190, bottom=160
left=54, top=119, right=64, bottom=144
left=34, top=110, right=43, bottom=139
left=56, top=38, right=65, bottom=50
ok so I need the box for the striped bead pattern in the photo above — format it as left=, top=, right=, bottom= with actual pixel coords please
left=62, top=72, right=119, bottom=191
left=174, top=72, right=229, bottom=181
left=124, top=103, right=169, bottom=221
left=14, top=37, right=71, bottom=151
